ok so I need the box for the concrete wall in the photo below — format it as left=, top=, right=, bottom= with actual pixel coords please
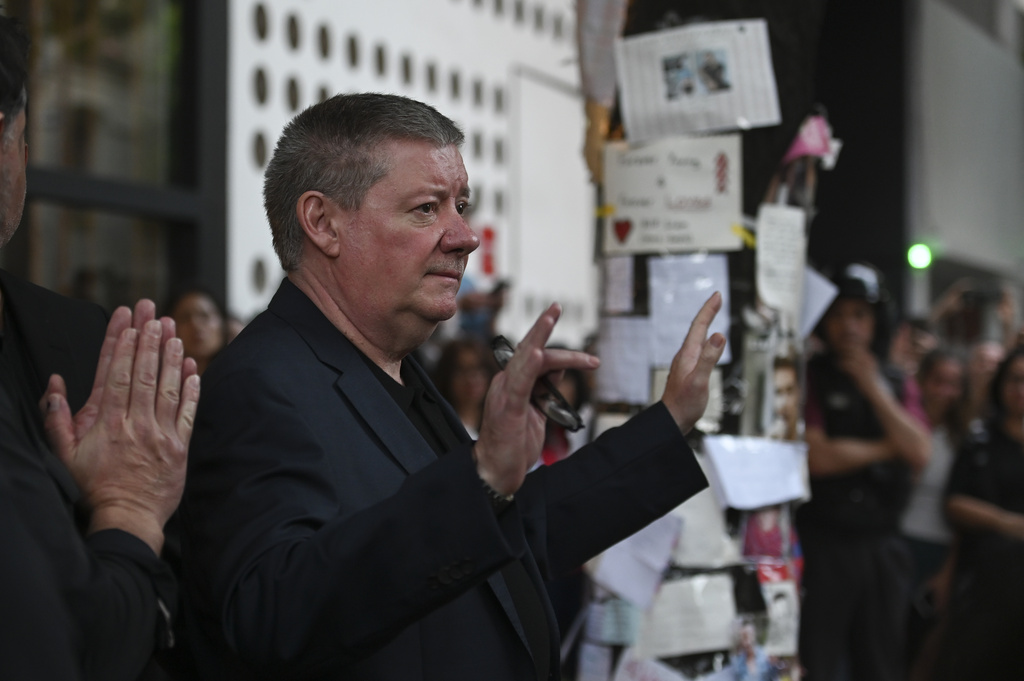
left=908, top=0, right=1024, bottom=280
left=226, top=0, right=598, bottom=347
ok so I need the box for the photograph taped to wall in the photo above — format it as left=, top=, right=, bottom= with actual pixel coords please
left=663, top=49, right=733, bottom=100
left=615, top=19, right=780, bottom=142
left=762, top=580, right=799, bottom=656
left=603, top=136, right=742, bottom=255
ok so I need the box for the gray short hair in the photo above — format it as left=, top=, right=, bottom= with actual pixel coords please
left=263, top=93, right=465, bottom=272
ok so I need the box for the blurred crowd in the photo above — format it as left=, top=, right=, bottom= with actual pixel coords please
left=420, top=264, right=1024, bottom=681
left=888, top=282, right=1024, bottom=680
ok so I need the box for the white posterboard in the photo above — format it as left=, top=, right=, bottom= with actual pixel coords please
left=603, top=135, right=742, bottom=254
left=615, top=19, right=780, bottom=141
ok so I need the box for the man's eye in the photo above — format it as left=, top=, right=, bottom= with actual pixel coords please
left=456, top=202, right=470, bottom=215
left=417, top=204, right=435, bottom=214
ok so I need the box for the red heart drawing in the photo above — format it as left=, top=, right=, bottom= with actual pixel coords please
left=614, top=220, right=632, bottom=243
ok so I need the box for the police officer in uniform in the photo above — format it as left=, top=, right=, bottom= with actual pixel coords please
left=797, top=263, right=931, bottom=681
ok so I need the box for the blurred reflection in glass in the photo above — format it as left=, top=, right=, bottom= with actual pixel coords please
left=8, top=0, right=184, bottom=185
left=1, top=201, right=172, bottom=310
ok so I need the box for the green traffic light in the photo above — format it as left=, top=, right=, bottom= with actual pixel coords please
left=908, top=244, right=932, bottom=269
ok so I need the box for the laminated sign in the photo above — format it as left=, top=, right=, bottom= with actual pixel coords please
left=603, top=135, right=742, bottom=255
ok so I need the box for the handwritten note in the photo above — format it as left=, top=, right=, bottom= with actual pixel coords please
left=596, top=317, right=654, bottom=403
left=603, top=136, right=742, bottom=255
left=702, top=436, right=809, bottom=510
left=671, top=456, right=741, bottom=567
left=800, top=267, right=839, bottom=339
left=635, top=574, right=737, bottom=658
left=649, top=253, right=732, bottom=365
left=605, top=255, right=636, bottom=314
left=756, top=204, right=807, bottom=333
left=593, top=513, right=683, bottom=609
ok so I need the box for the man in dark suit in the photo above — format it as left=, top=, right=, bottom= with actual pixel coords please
left=0, top=452, right=81, bottom=681
left=0, top=15, right=201, bottom=680
left=180, top=92, right=726, bottom=680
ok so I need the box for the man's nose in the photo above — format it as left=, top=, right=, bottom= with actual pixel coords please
left=442, top=214, right=480, bottom=254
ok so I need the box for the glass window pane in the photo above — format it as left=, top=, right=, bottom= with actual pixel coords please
left=8, top=0, right=185, bottom=186
left=0, top=201, right=177, bottom=312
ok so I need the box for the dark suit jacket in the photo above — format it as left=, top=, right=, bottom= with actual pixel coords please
left=0, top=268, right=107, bottom=416
left=0, top=444, right=81, bottom=681
left=0, top=385, right=177, bottom=681
left=0, top=270, right=176, bottom=681
left=181, top=278, right=708, bottom=680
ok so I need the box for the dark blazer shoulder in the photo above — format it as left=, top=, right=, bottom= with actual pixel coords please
left=0, top=269, right=108, bottom=412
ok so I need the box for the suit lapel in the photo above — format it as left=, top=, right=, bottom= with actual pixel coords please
left=335, top=366, right=437, bottom=475
left=0, top=271, right=84, bottom=507
left=268, top=279, right=437, bottom=475
left=268, top=279, right=535, bottom=659
left=404, top=346, right=537, bottom=659
left=0, top=271, right=77, bottom=401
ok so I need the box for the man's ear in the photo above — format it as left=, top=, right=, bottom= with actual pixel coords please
left=295, top=190, right=342, bottom=258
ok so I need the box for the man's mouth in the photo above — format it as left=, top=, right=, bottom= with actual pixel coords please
left=427, top=263, right=465, bottom=281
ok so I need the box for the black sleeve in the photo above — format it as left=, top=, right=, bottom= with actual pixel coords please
left=183, top=364, right=530, bottom=674
left=0, top=389, right=176, bottom=681
left=513, top=402, right=708, bottom=578
left=0, top=465, right=82, bottom=681
left=183, top=368, right=705, bottom=677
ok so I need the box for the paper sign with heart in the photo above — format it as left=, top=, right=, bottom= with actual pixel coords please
left=614, top=220, right=632, bottom=243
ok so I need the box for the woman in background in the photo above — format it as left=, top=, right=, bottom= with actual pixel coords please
left=901, top=350, right=966, bottom=588
left=164, top=285, right=230, bottom=376
left=916, top=346, right=1024, bottom=680
left=432, top=338, right=494, bottom=438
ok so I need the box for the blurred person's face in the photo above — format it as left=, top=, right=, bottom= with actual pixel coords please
left=556, top=373, right=578, bottom=412
left=1000, top=356, right=1024, bottom=421
left=823, top=297, right=875, bottom=355
left=757, top=507, right=780, bottom=531
left=172, top=292, right=226, bottom=365
left=739, top=625, right=756, bottom=651
left=911, top=328, right=938, bottom=362
left=920, top=358, right=964, bottom=422
left=970, top=341, right=1005, bottom=378
left=0, top=110, right=28, bottom=249
left=451, top=347, right=489, bottom=408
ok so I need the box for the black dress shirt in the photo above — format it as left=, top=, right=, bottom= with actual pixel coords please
left=363, top=354, right=552, bottom=680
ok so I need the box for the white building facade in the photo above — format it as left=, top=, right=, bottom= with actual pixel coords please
left=226, top=0, right=599, bottom=346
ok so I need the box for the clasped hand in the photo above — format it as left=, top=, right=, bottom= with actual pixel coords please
left=41, top=300, right=200, bottom=555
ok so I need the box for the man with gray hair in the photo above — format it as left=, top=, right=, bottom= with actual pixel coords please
left=181, top=92, right=725, bottom=681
